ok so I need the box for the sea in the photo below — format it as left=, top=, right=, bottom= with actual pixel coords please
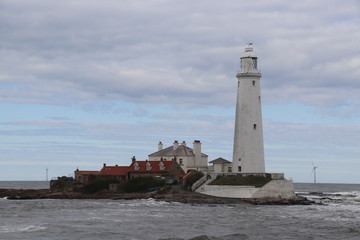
left=0, top=182, right=359, bottom=240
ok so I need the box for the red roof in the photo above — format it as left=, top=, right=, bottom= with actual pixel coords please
left=174, top=172, right=186, bottom=178
left=99, top=166, right=129, bottom=175
left=76, top=161, right=179, bottom=176
left=129, top=161, right=174, bottom=172
left=76, top=170, right=100, bottom=175
left=183, top=170, right=196, bottom=179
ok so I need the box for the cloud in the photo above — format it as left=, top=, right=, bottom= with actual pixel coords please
left=1, top=0, right=359, bottom=110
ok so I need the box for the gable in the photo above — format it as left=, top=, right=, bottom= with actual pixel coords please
left=209, top=157, right=232, bottom=164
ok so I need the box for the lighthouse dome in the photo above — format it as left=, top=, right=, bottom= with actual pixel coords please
left=241, top=43, right=257, bottom=58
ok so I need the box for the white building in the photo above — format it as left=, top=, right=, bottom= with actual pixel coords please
left=232, top=43, right=265, bottom=173
left=148, top=140, right=208, bottom=173
left=209, top=158, right=232, bottom=173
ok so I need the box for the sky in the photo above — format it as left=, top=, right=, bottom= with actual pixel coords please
left=1, top=0, right=360, bottom=183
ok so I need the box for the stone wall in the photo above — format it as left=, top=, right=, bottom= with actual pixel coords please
left=196, top=185, right=257, bottom=198
left=195, top=179, right=295, bottom=199
left=252, top=180, right=295, bottom=199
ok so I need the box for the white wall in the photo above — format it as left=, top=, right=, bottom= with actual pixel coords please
left=212, top=163, right=232, bottom=173
left=196, top=180, right=295, bottom=199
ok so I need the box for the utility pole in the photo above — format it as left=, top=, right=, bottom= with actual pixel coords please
left=312, top=162, right=318, bottom=183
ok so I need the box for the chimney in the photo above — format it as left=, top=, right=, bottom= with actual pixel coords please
left=131, top=156, right=136, bottom=163
left=181, top=141, right=187, bottom=146
left=158, top=141, right=163, bottom=151
left=193, top=140, right=201, bottom=165
left=103, top=163, right=106, bottom=167
left=173, top=140, right=179, bottom=150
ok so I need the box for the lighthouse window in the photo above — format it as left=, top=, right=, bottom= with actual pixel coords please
left=254, top=124, right=257, bottom=130
left=252, top=81, right=255, bottom=86
left=238, top=158, right=241, bottom=161
left=238, top=166, right=242, bottom=172
left=252, top=58, right=257, bottom=69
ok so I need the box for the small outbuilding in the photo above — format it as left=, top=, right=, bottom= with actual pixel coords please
left=209, top=157, right=232, bottom=173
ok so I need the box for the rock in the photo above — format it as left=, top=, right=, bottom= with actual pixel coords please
left=0, top=188, right=315, bottom=205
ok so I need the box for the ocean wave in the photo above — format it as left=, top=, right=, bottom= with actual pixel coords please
left=324, top=191, right=360, bottom=198
left=0, top=224, right=47, bottom=233
left=122, top=198, right=175, bottom=207
left=159, top=233, right=249, bottom=240
left=297, top=190, right=360, bottom=205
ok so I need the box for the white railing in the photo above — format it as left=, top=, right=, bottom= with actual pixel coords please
left=191, top=175, right=208, bottom=191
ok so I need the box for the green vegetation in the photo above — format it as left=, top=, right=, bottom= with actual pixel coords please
left=120, top=176, right=165, bottom=193
left=209, top=175, right=271, bottom=188
left=83, top=177, right=118, bottom=194
left=184, top=171, right=204, bottom=189
left=50, top=176, right=79, bottom=191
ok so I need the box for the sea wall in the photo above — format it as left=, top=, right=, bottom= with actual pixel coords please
left=252, top=180, right=295, bottom=199
left=196, top=185, right=257, bottom=198
left=195, top=179, right=295, bottom=199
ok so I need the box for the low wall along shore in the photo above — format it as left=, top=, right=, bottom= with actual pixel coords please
left=195, top=174, right=295, bottom=199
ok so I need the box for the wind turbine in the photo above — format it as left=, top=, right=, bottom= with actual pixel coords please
left=311, top=162, right=318, bottom=183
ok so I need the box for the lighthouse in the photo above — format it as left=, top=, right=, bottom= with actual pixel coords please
left=232, top=43, right=265, bottom=173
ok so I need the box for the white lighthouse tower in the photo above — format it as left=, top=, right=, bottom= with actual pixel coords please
left=232, top=43, right=265, bottom=173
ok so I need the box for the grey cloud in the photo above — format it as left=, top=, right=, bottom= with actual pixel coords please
left=1, top=0, right=360, bottom=109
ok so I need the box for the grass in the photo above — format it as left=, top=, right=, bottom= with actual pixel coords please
left=209, top=175, right=271, bottom=188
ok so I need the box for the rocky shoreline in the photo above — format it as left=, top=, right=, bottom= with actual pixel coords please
left=0, top=188, right=314, bottom=205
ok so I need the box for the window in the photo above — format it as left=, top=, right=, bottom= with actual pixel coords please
left=159, top=162, right=165, bottom=170
left=228, top=167, right=232, bottom=173
left=179, top=159, right=183, bottom=166
left=259, top=96, right=261, bottom=103
left=238, top=166, right=242, bottom=172
left=146, top=163, right=152, bottom=170
left=254, top=124, right=257, bottom=130
left=238, top=158, right=241, bottom=161
left=252, top=58, right=257, bottom=69
left=252, top=81, right=255, bottom=86
left=134, top=162, right=140, bottom=171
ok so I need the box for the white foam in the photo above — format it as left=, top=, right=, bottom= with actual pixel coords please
left=0, top=224, right=47, bottom=233
left=324, top=191, right=360, bottom=197
left=124, top=198, right=172, bottom=207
